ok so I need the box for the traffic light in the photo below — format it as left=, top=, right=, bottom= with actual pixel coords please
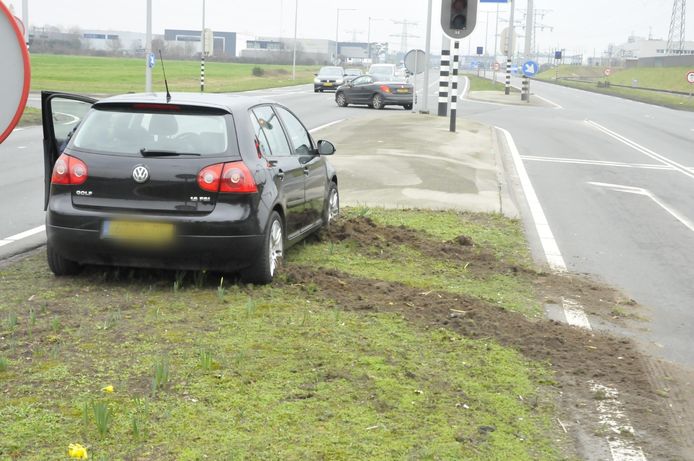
left=441, top=0, right=478, bottom=39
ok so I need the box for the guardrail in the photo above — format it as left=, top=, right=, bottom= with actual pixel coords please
left=555, top=77, right=693, bottom=96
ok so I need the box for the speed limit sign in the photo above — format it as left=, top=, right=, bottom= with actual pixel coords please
left=0, top=1, right=30, bottom=144
left=687, top=71, right=694, bottom=84
left=604, top=68, right=612, bottom=77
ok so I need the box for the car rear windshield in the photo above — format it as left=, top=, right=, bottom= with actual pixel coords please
left=71, top=108, right=232, bottom=156
left=319, top=67, right=344, bottom=77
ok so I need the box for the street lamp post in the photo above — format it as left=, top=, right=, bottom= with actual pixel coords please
left=336, top=8, right=356, bottom=64
left=292, top=0, right=298, bottom=80
left=145, top=0, right=152, bottom=92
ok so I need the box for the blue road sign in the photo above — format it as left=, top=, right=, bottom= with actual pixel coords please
left=147, top=52, right=156, bottom=69
left=522, top=60, right=539, bottom=77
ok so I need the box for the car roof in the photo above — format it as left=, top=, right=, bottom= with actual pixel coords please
left=94, top=92, right=277, bottom=113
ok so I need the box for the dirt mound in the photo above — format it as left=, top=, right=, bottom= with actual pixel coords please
left=284, top=216, right=682, bottom=459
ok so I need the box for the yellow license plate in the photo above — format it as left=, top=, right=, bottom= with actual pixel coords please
left=396, top=88, right=410, bottom=93
left=104, top=221, right=174, bottom=244
left=323, top=83, right=333, bottom=87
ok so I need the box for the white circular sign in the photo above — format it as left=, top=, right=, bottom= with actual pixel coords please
left=604, top=68, right=612, bottom=77
left=0, top=2, right=30, bottom=144
left=493, top=62, right=500, bottom=71
left=687, top=71, right=694, bottom=84
left=404, top=49, right=427, bottom=75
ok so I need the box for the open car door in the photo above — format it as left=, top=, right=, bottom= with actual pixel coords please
left=41, top=91, right=97, bottom=209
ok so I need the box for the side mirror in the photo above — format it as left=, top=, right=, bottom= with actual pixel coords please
left=317, top=140, right=336, bottom=156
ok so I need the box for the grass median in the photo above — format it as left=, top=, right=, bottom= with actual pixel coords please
left=0, top=208, right=574, bottom=460
left=536, top=65, right=694, bottom=110
left=30, top=54, right=318, bottom=94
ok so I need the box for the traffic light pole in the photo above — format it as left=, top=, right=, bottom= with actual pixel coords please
left=505, top=0, right=515, bottom=95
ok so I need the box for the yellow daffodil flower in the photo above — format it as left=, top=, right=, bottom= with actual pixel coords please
left=68, top=443, right=88, bottom=459
left=101, top=385, right=114, bottom=393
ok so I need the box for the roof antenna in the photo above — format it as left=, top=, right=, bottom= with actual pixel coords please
left=158, top=49, right=172, bottom=103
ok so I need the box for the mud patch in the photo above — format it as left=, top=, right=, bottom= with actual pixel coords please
left=288, top=216, right=685, bottom=460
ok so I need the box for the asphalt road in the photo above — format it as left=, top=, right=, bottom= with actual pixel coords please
left=461, top=74, right=694, bottom=367
left=0, top=75, right=440, bottom=260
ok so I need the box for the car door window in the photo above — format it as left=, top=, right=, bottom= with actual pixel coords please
left=274, top=106, right=313, bottom=156
left=249, top=113, right=272, bottom=158
left=251, top=106, right=291, bottom=157
left=50, top=98, right=93, bottom=148
left=352, top=76, right=369, bottom=86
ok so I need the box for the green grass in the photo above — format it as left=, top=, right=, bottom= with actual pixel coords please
left=18, top=107, right=42, bottom=127
left=30, top=54, right=318, bottom=94
left=0, top=209, right=565, bottom=460
left=466, top=74, right=508, bottom=92
left=536, top=65, right=694, bottom=110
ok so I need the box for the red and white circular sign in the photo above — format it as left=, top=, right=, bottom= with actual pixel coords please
left=604, top=68, right=612, bottom=77
left=687, top=71, right=694, bottom=84
left=0, top=1, right=31, bottom=144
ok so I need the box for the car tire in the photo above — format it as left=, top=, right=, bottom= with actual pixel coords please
left=372, top=94, right=385, bottom=110
left=242, top=211, right=284, bottom=285
left=404, top=104, right=413, bottom=110
left=47, top=243, right=82, bottom=276
left=323, top=181, right=339, bottom=227
left=336, top=92, right=348, bottom=107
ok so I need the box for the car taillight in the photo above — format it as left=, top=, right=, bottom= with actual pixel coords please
left=380, top=85, right=392, bottom=93
left=51, top=154, right=88, bottom=185
left=197, top=161, right=258, bottom=194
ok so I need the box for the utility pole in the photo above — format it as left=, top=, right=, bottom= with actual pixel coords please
left=392, top=20, right=419, bottom=53
left=667, top=0, right=687, bottom=55
left=21, top=0, right=28, bottom=46
left=524, top=0, right=533, bottom=59
left=145, top=0, right=152, bottom=92
left=421, top=0, right=432, bottom=114
left=493, top=3, right=500, bottom=84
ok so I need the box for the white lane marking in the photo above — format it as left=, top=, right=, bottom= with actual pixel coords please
left=590, top=382, right=649, bottom=461
left=586, top=120, right=694, bottom=180
left=309, top=119, right=344, bottom=133
left=531, top=91, right=563, bottom=109
left=502, top=128, right=648, bottom=460
left=0, top=225, right=46, bottom=248
left=497, top=127, right=567, bottom=272
left=12, top=127, right=24, bottom=132
left=17, top=146, right=27, bottom=150
left=589, top=182, right=694, bottom=233
left=521, top=155, right=675, bottom=171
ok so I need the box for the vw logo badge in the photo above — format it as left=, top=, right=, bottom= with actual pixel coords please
left=132, top=165, right=149, bottom=183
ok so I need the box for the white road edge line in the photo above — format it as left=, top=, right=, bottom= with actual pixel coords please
left=12, top=127, right=24, bottom=132
left=589, top=182, right=694, bottom=233
left=586, top=120, right=694, bottom=180
left=497, top=127, right=566, bottom=272
left=499, top=127, right=648, bottom=461
left=309, top=119, right=344, bottom=134
left=521, top=155, right=675, bottom=170
left=0, top=225, right=46, bottom=248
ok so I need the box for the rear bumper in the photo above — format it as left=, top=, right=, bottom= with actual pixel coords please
left=382, top=93, right=414, bottom=105
left=314, top=83, right=340, bottom=91
left=46, top=193, right=269, bottom=272
left=47, top=224, right=264, bottom=272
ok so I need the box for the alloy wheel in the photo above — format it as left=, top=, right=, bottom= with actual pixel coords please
left=268, top=219, right=283, bottom=277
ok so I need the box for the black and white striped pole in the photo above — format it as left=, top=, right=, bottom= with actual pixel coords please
left=200, top=0, right=206, bottom=93
left=450, top=40, right=460, bottom=133
left=521, top=77, right=529, bottom=102
left=437, top=36, right=451, bottom=117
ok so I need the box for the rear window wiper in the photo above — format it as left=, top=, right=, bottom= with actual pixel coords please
left=139, top=149, right=201, bottom=157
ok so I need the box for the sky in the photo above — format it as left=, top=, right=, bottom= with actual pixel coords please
left=7, top=0, right=694, bottom=58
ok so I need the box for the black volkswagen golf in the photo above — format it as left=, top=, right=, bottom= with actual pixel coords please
left=41, top=91, right=339, bottom=284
